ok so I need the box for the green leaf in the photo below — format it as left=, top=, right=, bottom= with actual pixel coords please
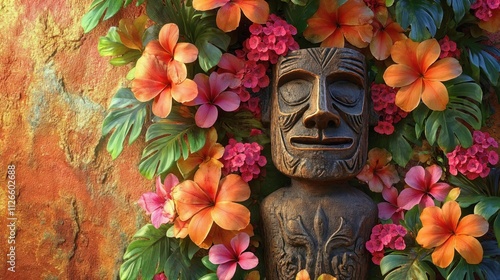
left=446, top=0, right=474, bottom=22
left=387, top=117, right=418, bottom=167
left=199, top=273, right=219, bottom=280
left=218, top=111, right=265, bottom=141
left=146, top=0, right=172, bottom=25
left=395, top=0, right=443, bottom=41
left=495, top=213, right=500, bottom=247
left=201, top=256, right=218, bottom=272
left=466, top=40, right=500, bottom=86
left=119, top=224, right=172, bottom=280
left=446, top=257, right=491, bottom=280
left=424, top=75, right=482, bottom=153
left=284, top=0, right=320, bottom=35
left=102, top=88, right=148, bottom=159
left=164, top=241, right=207, bottom=280
left=399, top=205, right=422, bottom=235
left=413, top=104, right=430, bottom=138
left=195, top=27, right=230, bottom=72
left=380, top=250, right=435, bottom=280
left=139, top=106, right=206, bottom=179
left=98, top=27, right=142, bottom=66
left=82, top=0, right=128, bottom=33
left=474, top=197, right=500, bottom=220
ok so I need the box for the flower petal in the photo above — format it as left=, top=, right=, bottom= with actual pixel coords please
left=138, top=192, right=164, bottom=214
left=320, top=29, right=345, bottom=48
left=404, top=166, right=426, bottom=191
left=231, top=232, right=250, bottom=255
left=342, top=24, right=373, bottom=48
left=378, top=202, right=397, bottom=220
left=421, top=79, right=449, bottom=111
left=217, top=174, right=251, bottom=202
left=416, top=39, right=440, bottom=73
left=455, top=235, right=484, bottom=264
left=172, top=180, right=211, bottom=221
left=395, top=78, right=423, bottom=112
left=370, top=30, right=392, bottom=60
left=132, top=55, right=171, bottom=102
left=238, top=252, right=259, bottom=269
left=152, top=90, right=173, bottom=118
left=303, top=18, right=336, bottom=44
left=217, top=262, right=238, bottom=280
left=167, top=60, right=188, bottom=84
left=456, top=214, right=489, bottom=237
left=193, top=0, right=229, bottom=11
left=195, top=104, right=218, bottom=128
left=171, top=78, right=198, bottom=103
left=214, top=91, right=240, bottom=112
left=425, top=57, right=462, bottom=81
left=431, top=236, right=456, bottom=268
left=188, top=207, right=214, bottom=246
left=390, top=38, right=419, bottom=68
left=212, top=201, right=250, bottom=230
left=217, top=3, right=241, bottom=32
left=397, top=188, right=424, bottom=210
left=383, top=64, right=420, bottom=88
left=209, top=243, right=234, bottom=265
left=236, top=0, right=270, bottom=24
left=159, top=23, right=179, bottom=54
left=428, top=182, right=451, bottom=202
left=173, top=42, right=198, bottom=64
left=441, top=201, right=461, bottom=232
left=194, top=161, right=222, bottom=202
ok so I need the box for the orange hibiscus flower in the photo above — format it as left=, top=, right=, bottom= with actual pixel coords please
left=177, top=127, right=225, bottom=177
left=303, top=0, right=374, bottom=48
left=193, top=0, right=270, bottom=32
left=143, top=23, right=199, bottom=83
left=369, top=17, right=406, bottom=60
left=383, top=38, right=462, bottom=112
left=416, top=200, right=489, bottom=268
left=171, top=161, right=251, bottom=248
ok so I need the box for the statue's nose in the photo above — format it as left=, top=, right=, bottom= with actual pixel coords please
left=303, top=109, right=340, bottom=129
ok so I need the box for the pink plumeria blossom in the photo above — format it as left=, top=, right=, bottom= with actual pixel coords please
left=398, top=165, right=451, bottom=210
left=378, top=187, right=405, bottom=224
left=216, top=53, right=251, bottom=102
left=138, top=174, right=179, bottom=228
left=357, top=148, right=400, bottom=192
left=209, top=233, right=258, bottom=280
left=187, top=72, right=241, bottom=128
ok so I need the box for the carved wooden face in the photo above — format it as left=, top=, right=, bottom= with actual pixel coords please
left=270, top=48, right=369, bottom=181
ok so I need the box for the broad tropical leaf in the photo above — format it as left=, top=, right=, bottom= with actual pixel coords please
left=387, top=116, right=418, bottom=167
left=195, top=27, right=230, bottom=72
left=380, top=250, right=436, bottom=280
left=82, top=0, right=146, bottom=33
left=98, top=27, right=142, bottom=66
left=395, top=0, right=443, bottom=41
left=139, top=106, right=206, bottom=179
left=119, top=224, right=174, bottom=280
left=164, top=239, right=207, bottom=280
left=284, top=0, right=320, bottom=34
left=446, top=0, right=474, bottom=22
left=474, top=197, right=500, bottom=220
left=466, top=38, right=500, bottom=86
left=102, top=88, right=148, bottom=159
left=424, top=75, right=482, bottom=153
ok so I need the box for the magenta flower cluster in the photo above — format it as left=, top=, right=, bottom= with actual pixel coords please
left=365, top=224, right=407, bottom=265
left=439, top=35, right=460, bottom=59
left=447, top=130, right=499, bottom=180
left=371, top=83, right=408, bottom=135
left=240, top=14, right=299, bottom=64
left=221, top=139, right=267, bottom=182
left=471, top=0, right=500, bottom=21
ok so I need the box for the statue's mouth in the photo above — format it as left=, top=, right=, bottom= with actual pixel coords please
left=290, top=136, right=353, bottom=150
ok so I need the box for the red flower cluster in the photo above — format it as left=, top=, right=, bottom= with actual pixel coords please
left=241, top=14, right=299, bottom=64
left=371, top=83, right=408, bottom=135
left=447, top=130, right=499, bottom=180
left=471, top=0, right=500, bottom=21
left=439, top=36, right=460, bottom=59
left=222, top=139, right=267, bottom=182
left=366, top=224, right=407, bottom=265
left=240, top=97, right=262, bottom=119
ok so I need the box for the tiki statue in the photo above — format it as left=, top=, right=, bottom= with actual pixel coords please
left=261, top=48, right=377, bottom=280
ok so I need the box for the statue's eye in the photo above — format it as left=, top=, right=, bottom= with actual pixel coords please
left=328, top=81, right=362, bottom=107
left=279, top=79, right=312, bottom=106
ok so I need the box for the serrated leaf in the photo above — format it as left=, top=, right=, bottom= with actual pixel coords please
left=395, top=0, right=443, bottom=41
left=102, top=88, right=148, bottom=159
left=98, top=27, right=142, bottom=66
left=139, top=106, right=206, bottom=179
left=424, top=75, right=482, bottom=152
left=446, top=0, right=474, bottom=22
left=195, top=27, right=230, bottom=71
left=119, top=224, right=174, bottom=280
left=474, top=197, right=500, bottom=220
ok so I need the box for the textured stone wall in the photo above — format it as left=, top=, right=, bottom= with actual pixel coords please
left=0, top=1, right=499, bottom=280
left=0, top=1, right=151, bottom=279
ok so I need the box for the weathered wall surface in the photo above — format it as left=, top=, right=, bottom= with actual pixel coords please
left=0, top=1, right=499, bottom=280
left=0, top=1, right=151, bottom=279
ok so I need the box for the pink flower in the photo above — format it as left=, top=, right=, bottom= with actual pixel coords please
left=138, top=174, right=178, bottom=228
left=222, top=139, right=267, bottom=182
left=187, top=72, right=241, bottom=128
left=209, top=233, right=258, bottom=280
left=371, top=83, right=408, bottom=135
left=357, top=148, right=400, bottom=192
left=365, top=224, right=407, bottom=265
left=398, top=165, right=451, bottom=210
left=153, top=272, right=167, bottom=280
left=378, top=187, right=405, bottom=224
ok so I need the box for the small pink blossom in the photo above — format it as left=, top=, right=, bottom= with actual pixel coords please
left=378, top=187, right=405, bottom=224
left=472, top=0, right=500, bottom=21
left=138, top=174, right=179, bottom=228
left=371, top=83, right=408, bottom=135
left=398, top=165, right=451, bottom=210
left=222, top=139, right=267, bottom=182
left=186, top=72, right=241, bottom=128
left=153, top=272, right=167, bottom=280
left=209, top=233, right=258, bottom=280
left=366, top=224, right=407, bottom=265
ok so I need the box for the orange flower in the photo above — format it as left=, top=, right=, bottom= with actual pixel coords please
left=177, top=127, right=225, bottom=177
left=356, top=148, right=400, bottom=192
left=131, top=54, right=198, bottom=118
left=171, top=161, right=251, bottom=248
left=303, top=0, right=374, bottom=48
left=193, top=0, right=270, bottom=32
left=383, top=38, right=462, bottom=112
left=416, top=200, right=489, bottom=268
left=143, top=23, right=199, bottom=83
left=369, top=17, right=406, bottom=60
